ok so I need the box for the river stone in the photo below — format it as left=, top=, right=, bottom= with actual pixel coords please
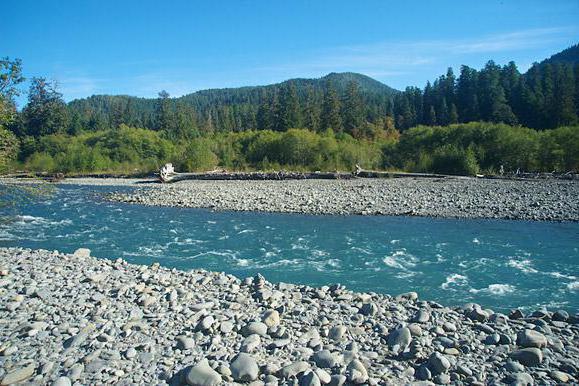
left=416, top=366, right=431, bottom=381
left=186, top=359, right=222, bottom=386
left=387, top=326, right=412, bottom=353
left=313, top=350, right=337, bottom=368
left=552, top=310, right=569, bottom=322
left=230, top=353, right=259, bottom=382
left=241, top=334, right=261, bottom=352
left=262, top=309, right=280, bottom=327
left=346, top=359, right=368, bottom=384
left=280, top=361, right=311, bottom=379
left=511, top=348, right=543, bottom=367
left=314, top=368, right=331, bottom=384
left=412, top=310, right=430, bottom=323
left=241, top=322, right=268, bottom=337
left=329, top=374, right=347, bottom=386
left=506, top=372, right=534, bottom=386
left=73, top=248, right=91, bottom=258
left=428, top=352, right=450, bottom=375
left=300, top=370, right=321, bottom=386
left=549, top=370, right=570, bottom=383
left=516, top=330, right=547, bottom=348
left=176, top=336, right=195, bottom=350
left=1, top=363, right=36, bottom=385
left=52, top=377, right=72, bottom=386
left=328, top=325, right=347, bottom=341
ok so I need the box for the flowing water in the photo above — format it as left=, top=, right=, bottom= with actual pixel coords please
left=1, top=184, right=577, bottom=312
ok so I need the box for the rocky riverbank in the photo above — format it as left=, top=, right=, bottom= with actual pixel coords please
left=0, top=248, right=577, bottom=385
left=109, top=178, right=579, bottom=222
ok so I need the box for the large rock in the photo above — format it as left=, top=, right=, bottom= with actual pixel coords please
left=299, top=370, right=321, bottom=386
left=387, top=326, right=412, bottom=353
left=280, top=361, right=311, bottom=379
left=516, top=330, right=547, bottom=348
left=176, top=336, right=195, bottom=350
left=506, top=372, right=534, bottom=386
left=241, top=321, right=268, bottom=337
left=510, top=348, right=543, bottom=367
left=346, top=359, right=368, bottom=384
left=428, top=352, right=450, bottom=375
left=328, top=325, right=347, bottom=341
left=73, top=248, right=91, bottom=258
left=186, top=359, right=222, bottom=386
left=313, top=350, right=337, bottom=369
left=262, top=309, right=280, bottom=328
left=1, top=363, right=36, bottom=385
left=52, top=377, right=72, bottom=386
left=230, top=353, right=259, bottom=382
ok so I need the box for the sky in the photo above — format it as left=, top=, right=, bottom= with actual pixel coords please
left=2, top=0, right=579, bottom=105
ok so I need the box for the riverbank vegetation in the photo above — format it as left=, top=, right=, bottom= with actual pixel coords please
left=6, top=123, right=578, bottom=176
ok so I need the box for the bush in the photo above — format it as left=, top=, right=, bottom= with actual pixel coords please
left=430, top=145, right=480, bottom=175
left=25, top=152, right=56, bottom=172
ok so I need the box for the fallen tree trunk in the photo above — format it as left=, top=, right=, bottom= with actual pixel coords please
left=158, top=164, right=354, bottom=182
left=354, top=165, right=448, bottom=179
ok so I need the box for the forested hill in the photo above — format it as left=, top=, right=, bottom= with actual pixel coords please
left=539, top=43, right=579, bottom=66
left=61, top=44, right=579, bottom=136
left=67, top=72, right=399, bottom=135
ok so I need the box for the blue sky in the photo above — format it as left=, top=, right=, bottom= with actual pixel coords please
left=2, top=0, right=578, bottom=105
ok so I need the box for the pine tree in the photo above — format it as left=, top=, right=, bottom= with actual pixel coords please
left=553, top=63, right=577, bottom=126
left=303, top=85, right=321, bottom=131
left=449, top=103, right=459, bottom=124
left=156, top=90, right=175, bottom=132
left=428, top=105, right=437, bottom=125
left=342, top=81, right=364, bottom=136
left=321, top=81, right=342, bottom=132
left=278, top=82, right=301, bottom=130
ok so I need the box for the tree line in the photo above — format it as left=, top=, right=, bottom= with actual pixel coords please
left=1, top=49, right=578, bottom=176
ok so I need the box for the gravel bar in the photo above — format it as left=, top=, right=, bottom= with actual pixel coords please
left=109, top=178, right=579, bottom=222
left=0, top=247, right=577, bottom=385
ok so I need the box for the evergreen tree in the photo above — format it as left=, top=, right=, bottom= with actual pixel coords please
left=303, top=85, right=321, bottom=131
left=156, top=90, right=175, bottom=132
left=428, top=105, right=437, bottom=126
left=321, top=81, right=342, bottom=132
left=457, top=66, right=479, bottom=122
left=553, top=64, right=577, bottom=126
left=449, top=103, right=459, bottom=124
left=342, top=81, right=364, bottom=136
left=278, top=82, right=301, bottom=130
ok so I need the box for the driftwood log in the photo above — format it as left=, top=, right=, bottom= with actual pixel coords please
left=158, top=164, right=354, bottom=183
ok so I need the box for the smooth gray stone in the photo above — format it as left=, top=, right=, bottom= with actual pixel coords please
left=387, top=327, right=412, bottom=353
left=186, top=359, right=222, bottom=386
left=510, top=348, right=543, bottom=367
left=516, top=330, right=547, bottom=348
left=230, top=353, right=259, bottom=382
left=312, top=350, right=337, bottom=369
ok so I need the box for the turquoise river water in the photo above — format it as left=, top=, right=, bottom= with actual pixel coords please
left=1, top=184, right=577, bottom=312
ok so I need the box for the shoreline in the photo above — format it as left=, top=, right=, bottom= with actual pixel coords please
left=0, top=247, right=577, bottom=385
left=2, top=176, right=578, bottom=222
left=107, top=178, right=579, bottom=222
